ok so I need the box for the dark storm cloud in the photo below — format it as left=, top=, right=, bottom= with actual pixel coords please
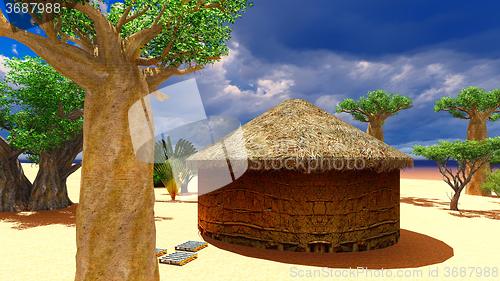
left=233, top=0, right=500, bottom=60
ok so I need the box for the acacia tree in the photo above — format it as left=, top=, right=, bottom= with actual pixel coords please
left=2, top=57, right=84, bottom=211
left=336, top=89, right=412, bottom=141
left=435, top=87, right=500, bottom=196
left=0, top=1, right=250, bottom=280
left=413, top=137, right=499, bottom=211
left=0, top=84, right=32, bottom=212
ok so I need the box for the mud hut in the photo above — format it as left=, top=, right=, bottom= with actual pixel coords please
left=190, top=99, right=413, bottom=253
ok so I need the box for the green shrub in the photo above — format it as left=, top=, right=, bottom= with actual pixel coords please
left=482, top=170, right=500, bottom=196
left=153, top=171, right=164, bottom=187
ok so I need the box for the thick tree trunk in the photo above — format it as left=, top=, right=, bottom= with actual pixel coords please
left=75, top=72, right=159, bottom=281
left=30, top=135, right=83, bottom=210
left=465, top=117, right=490, bottom=196
left=0, top=156, right=32, bottom=212
left=0, top=138, right=32, bottom=212
left=450, top=190, right=462, bottom=211
left=367, top=119, right=384, bottom=142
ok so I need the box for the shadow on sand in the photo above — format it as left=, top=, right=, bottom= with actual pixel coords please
left=202, top=229, right=453, bottom=269
left=156, top=200, right=198, bottom=203
left=0, top=204, right=77, bottom=230
left=0, top=204, right=173, bottom=229
left=401, top=197, right=500, bottom=220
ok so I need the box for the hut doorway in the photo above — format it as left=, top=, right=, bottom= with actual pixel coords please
left=308, top=241, right=332, bottom=253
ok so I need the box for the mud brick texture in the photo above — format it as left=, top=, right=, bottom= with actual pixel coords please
left=198, top=168, right=400, bottom=253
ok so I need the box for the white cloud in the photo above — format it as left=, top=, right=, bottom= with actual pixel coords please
left=11, top=44, right=18, bottom=56
left=315, top=95, right=342, bottom=112
left=196, top=42, right=295, bottom=118
left=349, top=60, right=392, bottom=79
left=195, top=41, right=500, bottom=144
left=414, top=74, right=465, bottom=105
left=200, top=43, right=500, bottom=113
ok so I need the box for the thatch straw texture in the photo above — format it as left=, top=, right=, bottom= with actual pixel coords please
left=189, top=99, right=413, bottom=172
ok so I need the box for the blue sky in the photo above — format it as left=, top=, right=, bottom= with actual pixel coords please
left=1, top=0, right=499, bottom=156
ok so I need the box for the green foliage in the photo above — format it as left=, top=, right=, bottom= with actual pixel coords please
left=482, top=170, right=500, bottom=196
left=492, top=150, right=500, bottom=164
left=413, top=137, right=500, bottom=166
left=154, top=135, right=197, bottom=161
left=336, top=89, right=412, bottom=122
left=0, top=83, right=10, bottom=130
left=59, top=0, right=252, bottom=68
left=413, top=138, right=499, bottom=201
left=153, top=135, right=197, bottom=190
left=0, top=57, right=84, bottom=156
left=434, top=86, right=500, bottom=120
left=153, top=172, right=164, bottom=187
left=154, top=160, right=174, bottom=183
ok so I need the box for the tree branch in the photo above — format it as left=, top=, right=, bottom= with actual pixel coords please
left=57, top=101, right=83, bottom=121
left=438, top=163, right=455, bottom=191
left=0, top=136, right=11, bottom=157
left=116, top=5, right=133, bottom=31
left=63, top=163, right=82, bottom=179
left=67, top=109, right=84, bottom=121
left=73, top=2, right=120, bottom=63
left=442, top=106, right=472, bottom=117
left=0, top=8, right=107, bottom=89
left=0, top=136, right=24, bottom=160
left=124, top=4, right=167, bottom=60
left=145, top=64, right=203, bottom=91
left=136, top=26, right=180, bottom=66
left=116, top=5, right=150, bottom=32
left=9, top=148, right=25, bottom=160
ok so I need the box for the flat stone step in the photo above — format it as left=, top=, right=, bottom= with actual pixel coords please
left=155, top=248, right=168, bottom=257
left=159, top=251, right=198, bottom=266
left=175, top=241, right=208, bottom=252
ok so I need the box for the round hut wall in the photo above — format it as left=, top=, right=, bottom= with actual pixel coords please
left=198, top=168, right=400, bottom=253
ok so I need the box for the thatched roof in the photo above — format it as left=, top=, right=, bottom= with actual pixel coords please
left=188, top=99, right=413, bottom=172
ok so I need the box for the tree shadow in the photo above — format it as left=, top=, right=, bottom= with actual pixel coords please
left=0, top=204, right=77, bottom=230
left=401, top=197, right=500, bottom=220
left=155, top=216, right=174, bottom=222
left=400, top=197, right=449, bottom=208
left=0, top=204, right=174, bottom=229
left=202, top=229, right=453, bottom=269
left=448, top=209, right=500, bottom=220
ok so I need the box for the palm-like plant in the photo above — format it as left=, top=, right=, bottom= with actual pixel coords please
left=154, top=135, right=197, bottom=199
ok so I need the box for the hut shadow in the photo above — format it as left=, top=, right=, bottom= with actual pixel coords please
left=401, top=197, right=500, bottom=220
left=201, top=229, right=453, bottom=269
left=0, top=204, right=77, bottom=230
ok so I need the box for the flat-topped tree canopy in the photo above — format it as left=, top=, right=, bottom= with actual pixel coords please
left=189, top=99, right=413, bottom=172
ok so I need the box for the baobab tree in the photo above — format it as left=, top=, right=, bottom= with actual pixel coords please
left=336, top=89, right=412, bottom=141
left=435, top=87, right=500, bottom=196
left=0, top=1, right=251, bottom=280
left=2, top=57, right=84, bottom=211
left=0, top=84, right=32, bottom=212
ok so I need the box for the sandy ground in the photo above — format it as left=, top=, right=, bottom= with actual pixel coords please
left=1, top=165, right=499, bottom=281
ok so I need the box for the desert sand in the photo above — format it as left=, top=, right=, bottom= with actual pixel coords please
left=1, top=164, right=499, bottom=281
